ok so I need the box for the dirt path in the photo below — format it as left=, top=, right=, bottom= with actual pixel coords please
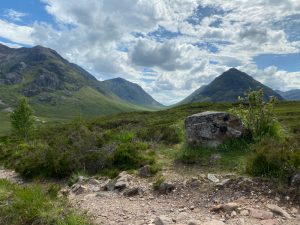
left=0, top=167, right=299, bottom=225
left=67, top=170, right=300, bottom=225
left=0, top=168, right=23, bottom=184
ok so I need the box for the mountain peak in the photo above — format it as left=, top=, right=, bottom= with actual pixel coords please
left=221, top=68, right=249, bottom=77
left=180, top=69, right=283, bottom=104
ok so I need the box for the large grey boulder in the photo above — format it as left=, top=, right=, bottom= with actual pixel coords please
left=185, top=111, right=245, bottom=147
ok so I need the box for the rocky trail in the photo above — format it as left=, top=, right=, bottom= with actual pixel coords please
left=1, top=167, right=299, bottom=225
left=66, top=167, right=299, bottom=225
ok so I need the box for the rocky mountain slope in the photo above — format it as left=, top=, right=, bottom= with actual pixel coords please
left=0, top=44, right=162, bottom=122
left=103, top=77, right=164, bottom=109
left=180, top=68, right=284, bottom=104
left=276, top=89, right=300, bottom=100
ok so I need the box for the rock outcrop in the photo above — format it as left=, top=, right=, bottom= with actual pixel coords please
left=185, top=111, right=245, bottom=147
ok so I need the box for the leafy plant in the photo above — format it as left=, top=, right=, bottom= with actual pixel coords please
left=230, top=89, right=283, bottom=138
left=10, top=98, right=35, bottom=139
left=0, top=179, right=91, bottom=225
left=152, top=175, right=165, bottom=190
left=246, top=138, right=300, bottom=178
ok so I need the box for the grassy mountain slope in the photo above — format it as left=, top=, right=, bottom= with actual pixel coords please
left=180, top=68, right=284, bottom=104
left=0, top=44, right=161, bottom=134
left=103, top=77, right=165, bottom=110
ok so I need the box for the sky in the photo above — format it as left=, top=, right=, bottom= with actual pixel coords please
left=1, top=0, right=300, bottom=105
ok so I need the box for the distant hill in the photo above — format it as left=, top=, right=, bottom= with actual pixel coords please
left=0, top=44, right=162, bottom=124
left=180, top=68, right=283, bottom=104
left=103, top=77, right=164, bottom=109
left=276, top=89, right=300, bottom=100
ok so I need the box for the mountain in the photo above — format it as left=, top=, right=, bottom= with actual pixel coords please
left=0, top=44, right=162, bottom=123
left=103, top=77, right=164, bottom=109
left=180, top=68, right=283, bottom=104
left=276, top=89, right=300, bottom=100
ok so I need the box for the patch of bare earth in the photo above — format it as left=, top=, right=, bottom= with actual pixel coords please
left=66, top=170, right=300, bottom=225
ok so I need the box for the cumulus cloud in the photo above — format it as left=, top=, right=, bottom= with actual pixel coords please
left=0, top=19, right=33, bottom=45
left=130, top=39, right=194, bottom=71
left=1, top=0, right=300, bottom=104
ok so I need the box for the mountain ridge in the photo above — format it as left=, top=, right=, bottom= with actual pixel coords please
left=276, top=89, right=300, bottom=100
left=103, top=77, right=164, bottom=109
left=0, top=44, right=163, bottom=122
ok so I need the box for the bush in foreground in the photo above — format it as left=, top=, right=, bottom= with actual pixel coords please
left=246, top=138, right=300, bottom=179
left=0, top=179, right=91, bottom=225
left=230, top=89, right=284, bottom=139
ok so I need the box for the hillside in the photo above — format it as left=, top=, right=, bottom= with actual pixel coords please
left=0, top=44, right=162, bottom=131
left=277, top=89, right=300, bottom=100
left=103, top=77, right=164, bottom=109
left=180, top=68, right=284, bottom=104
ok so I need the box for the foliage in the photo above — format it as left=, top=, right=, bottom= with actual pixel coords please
left=137, top=124, right=183, bottom=145
left=1, top=100, right=299, bottom=183
left=246, top=138, right=300, bottom=178
left=177, top=138, right=251, bottom=171
left=0, top=179, right=91, bottom=225
left=10, top=98, right=35, bottom=139
left=152, top=175, right=165, bottom=190
left=230, top=89, right=283, bottom=138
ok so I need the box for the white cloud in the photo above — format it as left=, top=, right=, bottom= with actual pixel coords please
left=4, top=9, right=27, bottom=22
left=0, top=19, right=33, bottom=45
left=1, top=0, right=300, bottom=105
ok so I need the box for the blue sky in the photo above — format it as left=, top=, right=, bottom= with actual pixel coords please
left=0, top=0, right=300, bottom=105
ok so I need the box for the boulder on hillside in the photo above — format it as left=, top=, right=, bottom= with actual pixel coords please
left=185, top=111, right=245, bottom=147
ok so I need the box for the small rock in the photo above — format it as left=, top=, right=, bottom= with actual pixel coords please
left=114, top=180, right=128, bottom=190
left=202, top=220, right=225, bottom=225
left=207, top=174, right=220, bottom=183
left=138, top=165, right=152, bottom=177
left=71, top=184, right=87, bottom=195
left=187, top=219, right=201, bottom=225
left=217, top=179, right=231, bottom=187
left=240, top=209, right=249, bottom=216
left=158, top=182, right=175, bottom=194
left=189, top=205, right=195, bottom=210
left=260, top=219, right=277, bottom=225
left=291, top=207, right=298, bottom=214
left=101, top=179, right=115, bottom=191
left=231, top=211, right=237, bottom=217
left=186, top=177, right=201, bottom=188
left=88, top=179, right=100, bottom=185
left=123, top=187, right=142, bottom=197
left=290, top=172, right=300, bottom=187
left=249, top=208, right=273, bottom=220
left=211, top=202, right=239, bottom=213
left=266, top=204, right=291, bottom=219
left=153, top=216, right=173, bottom=225
left=77, top=176, right=88, bottom=183
left=59, top=188, right=70, bottom=196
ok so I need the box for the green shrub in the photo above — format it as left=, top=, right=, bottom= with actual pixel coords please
left=152, top=175, right=165, bottom=190
left=0, top=179, right=91, bottom=225
left=110, top=142, right=154, bottom=170
left=10, top=98, right=35, bottom=139
left=137, top=124, right=183, bottom=145
left=177, top=138, right=251, bottom=172
left=230, top=89, right=283, bottom=139
left=246, top=138, right=300, bottom=178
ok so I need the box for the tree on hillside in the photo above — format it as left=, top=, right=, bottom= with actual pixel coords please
left=10, top=98, right=35, bottom=139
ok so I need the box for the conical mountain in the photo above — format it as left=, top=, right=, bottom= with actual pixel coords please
left=180, top=68, right=283, bottom=104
